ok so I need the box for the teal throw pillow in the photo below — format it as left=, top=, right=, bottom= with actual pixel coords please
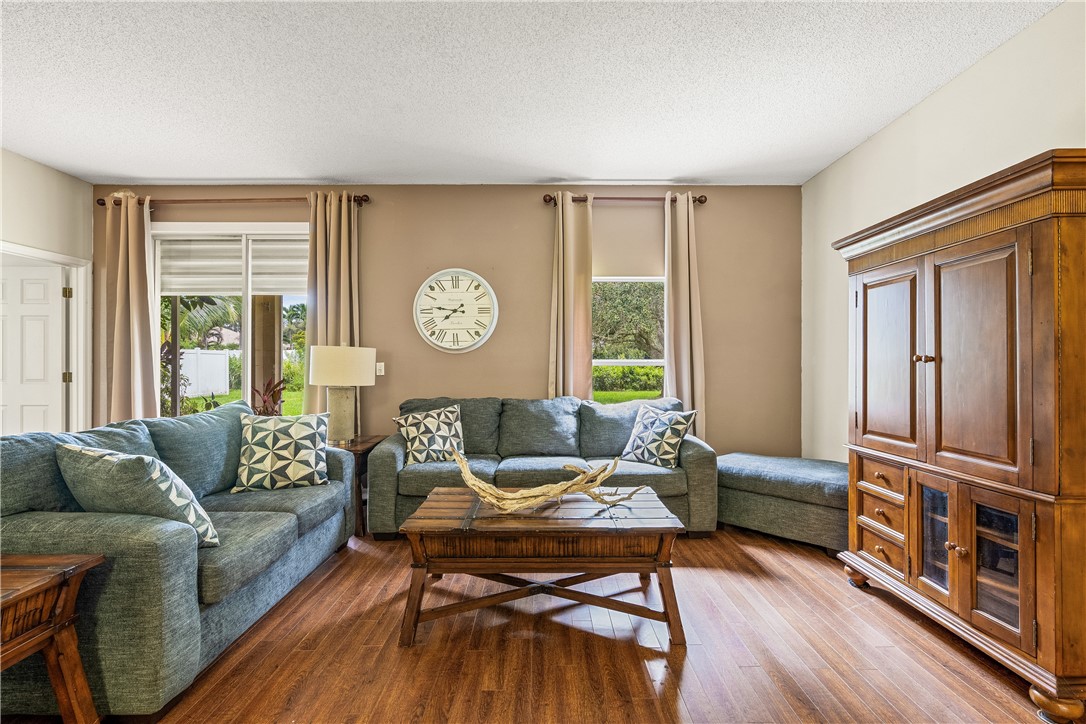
left=55, top=444, right=219, bottom=547
left=620, top=406, right=697, bottom=469
left=233, top=413, right=329, bottom=492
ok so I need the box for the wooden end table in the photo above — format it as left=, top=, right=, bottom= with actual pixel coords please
left=398, top=486, right=686, bottom=647
left=1, top=553, right=105, bottom=724
left=340, top=435, right=387, bottom=537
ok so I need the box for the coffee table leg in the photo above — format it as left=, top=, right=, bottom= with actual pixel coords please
left=656, top=563, right=686, bottom=645
left=42, top=627, right=99, bottom=724
left=399, top=565, right=427, bottom=647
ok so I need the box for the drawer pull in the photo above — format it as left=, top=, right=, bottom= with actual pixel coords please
left=874, top=472, right=886, bottom=480
left=874, top=545, right=885, bottom=554
left=874, top=507, right=886, bottom=516
left=944, top=541, right=958, bottom=551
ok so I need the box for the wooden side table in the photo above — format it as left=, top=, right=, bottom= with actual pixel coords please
left=340, top=435, right=388, bottom=537
left=1, top=553, right=105, bottom=724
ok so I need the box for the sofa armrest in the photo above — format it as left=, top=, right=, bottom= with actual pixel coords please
left=0, top=511, right=201, bottom=715
left=325, top=446, right=356, bottom=541
left=367, top=433, right=407, bottom=535
left=679, top=435, right=718, bottom=532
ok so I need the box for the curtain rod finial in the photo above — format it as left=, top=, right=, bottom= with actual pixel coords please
left=542, top=193, right=556, bottom=206
left=695, top=195, right=707, bottom=205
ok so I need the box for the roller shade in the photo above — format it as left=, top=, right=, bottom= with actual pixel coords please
left=157, top=236, right=308, bottom=295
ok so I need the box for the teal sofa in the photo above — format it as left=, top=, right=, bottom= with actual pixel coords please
left=0, top=401, right=355, bottom=716
left=368, top=396, right=716, bottom=537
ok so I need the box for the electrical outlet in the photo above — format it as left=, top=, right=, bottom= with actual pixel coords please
left=375, top=362, right=385, bottom=376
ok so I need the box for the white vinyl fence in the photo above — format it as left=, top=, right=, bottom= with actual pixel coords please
left=179, top=349, right=232, bottom=396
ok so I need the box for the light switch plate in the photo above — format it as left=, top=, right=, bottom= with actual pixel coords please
left=375, top=362, right=385, bottom=376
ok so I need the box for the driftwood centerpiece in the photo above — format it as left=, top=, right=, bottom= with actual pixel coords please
left=451, top=450, right=645, bottom=513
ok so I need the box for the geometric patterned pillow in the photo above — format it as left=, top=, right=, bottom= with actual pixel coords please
left=620, top=405, right=697, bottom=469
left=232, top=413, right=329, bottom=493
left=55, top=444, right=219, bottom=547
left=392, top=404, right=465, bottom=466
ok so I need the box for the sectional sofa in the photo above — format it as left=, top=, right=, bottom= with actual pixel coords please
left=368, top=396, right=717, bottom=536
left=0, top=401, right=355, bottom=716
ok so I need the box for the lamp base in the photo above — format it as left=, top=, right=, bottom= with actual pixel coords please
left=325, top=386, right=357, bottom=446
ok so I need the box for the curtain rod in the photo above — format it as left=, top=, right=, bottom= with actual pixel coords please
left=542, top=194, right=707, bottom=206
left=95, top=195, right=370, bottom=207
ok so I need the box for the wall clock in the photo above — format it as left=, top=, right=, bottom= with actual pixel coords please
left=412, top=268, right=499, bottom=353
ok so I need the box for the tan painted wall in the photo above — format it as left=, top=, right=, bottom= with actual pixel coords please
left=800, top=1, right=1086, bottom=462
left=92, top=183, right=801, bottom=455
left=2, top=148, right=94, bottom=259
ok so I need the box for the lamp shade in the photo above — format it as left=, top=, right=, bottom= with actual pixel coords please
left=308, top=346, right=377, bottom=387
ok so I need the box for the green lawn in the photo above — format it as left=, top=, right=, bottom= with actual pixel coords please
left=208, top=389, right=304, bottom=416
left=592, top=390, right=662, bottom=404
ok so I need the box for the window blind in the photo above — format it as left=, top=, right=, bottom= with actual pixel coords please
left=250, top=238, right=309, bottom=295
left=157, top=236, right=309, bottom=296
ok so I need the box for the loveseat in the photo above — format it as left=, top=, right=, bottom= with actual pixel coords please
left=0, top=401, right=355, bottom=716
left=368, top=396, right=716, bottom=536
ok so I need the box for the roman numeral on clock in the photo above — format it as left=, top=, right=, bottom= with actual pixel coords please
left=422, top=318, right=437, bottom=331
left=434, top=279, right=446, bottom=292
left=420, top=307, right=433, bottom=315
left=474, top=292, right=487, bottom=301
left=451, top=332, right=461, bottom=347
left=474, top=320, right=487, bottom=329
left=451, top=275, right=460, bottom=289
left=477, top=306, right=491, bottom=316
left=435, top=330, right=447, bottom=343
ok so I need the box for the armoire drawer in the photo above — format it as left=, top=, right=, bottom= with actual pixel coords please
left=859, top=491, right=904, bottom=535
left=858, top=527, right=905, bottom=577
left=856, top=456, right=905, bottom=499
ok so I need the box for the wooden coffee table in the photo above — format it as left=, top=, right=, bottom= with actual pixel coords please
left=1, top=553, right=105, bottom=723
left=398, top=486, right=686, bottom=647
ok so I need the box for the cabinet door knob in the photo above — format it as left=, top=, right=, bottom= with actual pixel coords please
left=874, top=507, right=886, bottom=516
left=874, top=471, right=886, bottom=480
left=912, top=354, right=923, bottom=362
left=874, top=545, right=885, bottom=554
left=922, top=355, right=936, bottom=363
left=944, top=541, right=958, bottom=551
left=955, top=547, right=969, bottom=558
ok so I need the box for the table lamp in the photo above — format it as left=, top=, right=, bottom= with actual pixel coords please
left=308, top=345, right=377, bottom=445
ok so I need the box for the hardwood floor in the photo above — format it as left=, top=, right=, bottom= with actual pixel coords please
left=7, top=527, right=1043, bottom=723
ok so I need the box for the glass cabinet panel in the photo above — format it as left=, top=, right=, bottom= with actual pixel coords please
left=920, top=487, right=951, bottom=591
left=973, top=504, right=1020, bottom=628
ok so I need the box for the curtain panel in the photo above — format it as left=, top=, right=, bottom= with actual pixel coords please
left=92, top=192, right=158, bottom=424
left=663, top=192, right=706, bottom=436
left=304, top=191, right=363, bottom=416
left=548, top=191, right=594, bottom=400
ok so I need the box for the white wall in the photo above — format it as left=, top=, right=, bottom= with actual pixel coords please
left=1, top=148, right=94, bottom=259
left=800, top=1, right=1086, bottom=461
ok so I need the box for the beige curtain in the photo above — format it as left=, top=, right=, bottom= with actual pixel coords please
left=93, top=192, right=158, bottom=424
left=664, top=192, right=706, bottom=436
left=303, top=191, right=362, bottom=415
left=548, top=191, right=594, bottom=399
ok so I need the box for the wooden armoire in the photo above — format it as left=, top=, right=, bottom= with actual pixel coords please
left=833, top=149, right=1085, bottom=724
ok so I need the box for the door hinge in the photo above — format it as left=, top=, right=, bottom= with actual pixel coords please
left=1033, top=619, right=1039, bottom=650
left=62, top=372, right=73, bottom=384
left=1028, top=249, right=1033, bottom=276
left=61, top=287, right=73, bottom=299
left=1032, top=511, right=1037, bottom=542
left=1029, top=437, right=1035, bottom=466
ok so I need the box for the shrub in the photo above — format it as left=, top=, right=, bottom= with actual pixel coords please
left=228, top=354, right=243, bottom=390
left=282, top=357, right=306, bottom=392
left=592, top=365, right=663, bottom=392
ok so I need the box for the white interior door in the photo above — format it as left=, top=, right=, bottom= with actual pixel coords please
left=0, top=259, right=67, bottom=434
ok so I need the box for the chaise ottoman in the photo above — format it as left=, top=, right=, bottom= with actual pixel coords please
left=716, top=453, right=848, bottom=552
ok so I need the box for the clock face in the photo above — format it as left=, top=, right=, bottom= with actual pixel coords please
left=413, top=268, right=499, bottom=353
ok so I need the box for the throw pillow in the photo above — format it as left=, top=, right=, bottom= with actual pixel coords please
left=233, top=413, right=329, bottom=492
left=621, top=405, right=697, bottom=469
left=55, top=444, right=219, bottom=547
left=393, top=404, right=465, bottom=465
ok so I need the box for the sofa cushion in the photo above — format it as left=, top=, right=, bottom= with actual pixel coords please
left=494, top=455, right=590, bottom=486
left=393, top=404, right=465, bottom=465
left=0, top=420, right=159, bottom=517
left=585, top=458, right=689, bottom=498
left=144, top=400, right=252, bottom=498
left=399, top=397, right=502, bottom=455
left=579, top=397, right=683, bottom=458
left=621, top=406, right=696, bottom=469
left=398, top=455, right=501, bottom=497
left=497, top=397, right=581, bottom=458
left=197, top=511, right=297, bottom=604
left=200, top=480, right=346, bottom=537
left=716, top=453, right=849, bottom=509
left=56, top=444, right=219, bottom=547
left=233, top=413, right=329, bottom=492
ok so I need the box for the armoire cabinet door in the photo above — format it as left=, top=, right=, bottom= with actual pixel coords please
left=956, top=485, right=1036, bottom=655
left=925, top=227, right=1032, bottom=487
left=911, top=471, right=957, bottom=611
left=856, top=259, right=924, bottom=460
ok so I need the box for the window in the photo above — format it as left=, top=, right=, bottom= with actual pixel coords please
left=154, top=226, right=309, bottom=417
left=591, top=277, right=665, bottom=402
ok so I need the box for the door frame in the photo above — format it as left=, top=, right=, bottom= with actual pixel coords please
left=0, top=241, right=91, bottom=431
